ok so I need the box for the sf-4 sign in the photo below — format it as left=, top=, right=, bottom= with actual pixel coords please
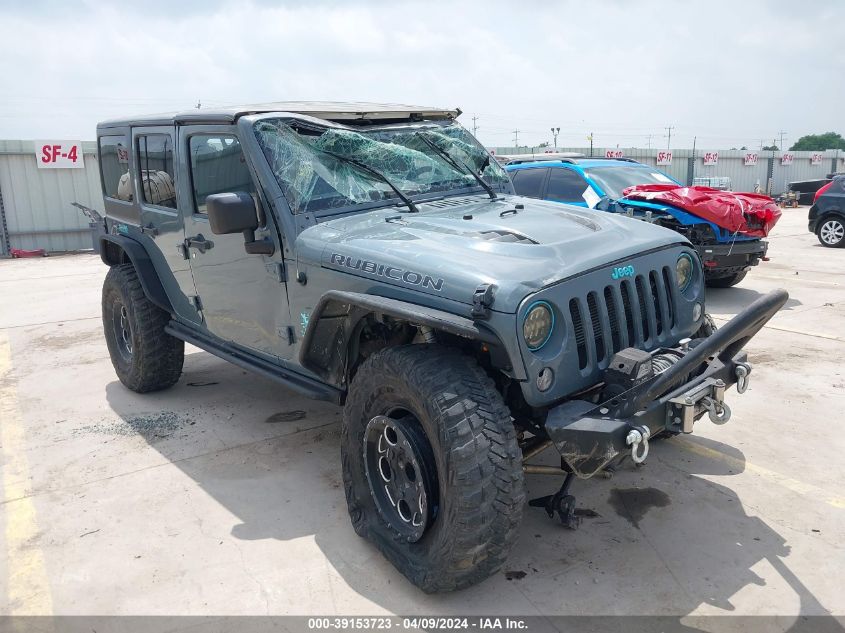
left=703, top=151, right=719, bottom=166
left=36, top=141, right=84, bottom=169
left=781, top=153, right=794, bottom=166
left=656, top=151, right=673, bottom=165
left=811, top=153, right=823, bottom=165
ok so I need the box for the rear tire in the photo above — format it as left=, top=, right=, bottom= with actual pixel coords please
left=706, top=269, right=748, bottom=288
left=102, top=264, right=184, bottom=392
left=342, top=344, right=525, bottom=593
left=817, top=216, right=845, bottom=247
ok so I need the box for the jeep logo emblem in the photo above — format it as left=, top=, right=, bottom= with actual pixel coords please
left=330, top=253, right=444, bottom=292
left=611, top=265, right=635, bottom=280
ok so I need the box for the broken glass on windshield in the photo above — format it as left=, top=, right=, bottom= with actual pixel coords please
left=254, top=119, right=507, bottom=214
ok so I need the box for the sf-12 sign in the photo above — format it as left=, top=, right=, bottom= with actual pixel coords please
left=703, top=151, right=719, bottom=166
left=36, top=141, right=84, bottom=169
left=811, top=152, right=823, bottom=165
left=604, top=149, right=624, bottom=159
left=781, top=153, right=794, bottom=165
left=656, top=150, right=673, bottom=165
left=744, top=152, right=759, bottom=166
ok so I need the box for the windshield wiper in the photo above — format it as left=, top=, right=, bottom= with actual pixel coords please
left=318, top=148, right=419, bottom=213
left=415, top=132, right=498, bottom=200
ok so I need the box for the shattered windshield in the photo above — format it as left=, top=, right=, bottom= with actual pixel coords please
left=254, top=119, right=508, bottom=214
left=584, top=166, right=679, bottom=199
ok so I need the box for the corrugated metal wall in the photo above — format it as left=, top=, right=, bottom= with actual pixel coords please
left=1, top=139, right=844, bottom=257
left=493, top=146, right=845, bottom=194
left=0, top=140, right=103, bottom=255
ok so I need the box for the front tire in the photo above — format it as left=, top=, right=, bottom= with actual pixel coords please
left=817, top=216, right=845, bottom=247
left=342, top=345, right=525, bottom=593
left=102, top=264, right=184, bottom=392
left=706, top=269, right=748, bottom=288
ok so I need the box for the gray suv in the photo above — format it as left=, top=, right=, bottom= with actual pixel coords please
left=96, top=102, right=787, bottom=592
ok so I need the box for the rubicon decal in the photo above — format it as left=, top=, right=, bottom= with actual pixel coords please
left=330, top=253, right=444, bottom=291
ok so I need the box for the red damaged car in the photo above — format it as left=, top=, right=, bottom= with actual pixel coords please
left=507, top=157, right=781, bottom=288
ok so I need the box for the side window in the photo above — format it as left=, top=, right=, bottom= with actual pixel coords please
left=510, top=168, right=547, bottom=198
left=189, top=135, right=255, bottom=214
left=99, top=136, right=131, bottom=201
left=136, top=134, right=176, bottom=208
left=546, top=169, right=588, bottom=203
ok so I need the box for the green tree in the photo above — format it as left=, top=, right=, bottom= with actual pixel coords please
left=790, top=132, right=845, bottom=151
left=762, top=144, right=778, bottom=151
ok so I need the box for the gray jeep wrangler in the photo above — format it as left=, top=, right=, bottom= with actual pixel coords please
left=95, top=102, right=787, bottom=592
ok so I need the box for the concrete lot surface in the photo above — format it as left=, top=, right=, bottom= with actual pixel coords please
left=0, top=208, right=843, bottom=620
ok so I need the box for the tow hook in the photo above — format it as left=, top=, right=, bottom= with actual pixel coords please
left=735, top=363, right=751, bottom=394
left=626, top=425, right=651, bottom=464
left=702, top=396, right=731, bottom=424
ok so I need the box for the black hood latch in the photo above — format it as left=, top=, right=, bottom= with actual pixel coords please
left=471, top=283, right=496, bottom=319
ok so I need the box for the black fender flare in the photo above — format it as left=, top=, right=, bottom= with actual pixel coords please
left=99, top=234, right=173, bottom=313
left=299, top=290, right=505, bottom=388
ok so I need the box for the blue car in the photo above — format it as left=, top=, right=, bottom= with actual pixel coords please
left=506, top=157, right=768, bottom=287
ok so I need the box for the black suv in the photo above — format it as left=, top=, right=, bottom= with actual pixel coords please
left=809, top=175, right=845, bottom=247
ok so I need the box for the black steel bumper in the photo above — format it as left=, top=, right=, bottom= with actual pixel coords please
left=543, top=289, right=789, bottom=478
left=697, top=240, right=768, bottom=276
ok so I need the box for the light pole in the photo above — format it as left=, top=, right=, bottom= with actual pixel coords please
left=550, top=127, right=560, bottom=149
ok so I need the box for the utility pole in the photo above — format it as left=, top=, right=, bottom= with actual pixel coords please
left=588, top=132, right=594, bottom=157
left=550, top=127, right=560, bottom=149
left=195, top=99, right=202, bottom=110
left=665, top=125, right=674, bottom=150
left=779, top=131, right=787, bottom=151
left=472, top=116, right=479, bottom=136
left=512, top=129, right=520, bottom=148
left=646, top=134, right=652, bottom=149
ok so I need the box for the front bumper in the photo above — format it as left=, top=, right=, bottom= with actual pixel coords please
left=542, top=289, right=788, bottom=478
left=696, top=240, right=767, bottom=277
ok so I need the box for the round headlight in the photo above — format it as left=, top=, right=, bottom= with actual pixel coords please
left=676, top=253, right=694, bottom=292
left=523, top=301, right=554, bottom=350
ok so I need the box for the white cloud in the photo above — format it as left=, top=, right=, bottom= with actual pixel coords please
left=0, top=0, right=842, bottom=150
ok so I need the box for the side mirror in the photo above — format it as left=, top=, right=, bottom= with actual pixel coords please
left=206, top=192, right=258, bottom=235
left=206, top=192, right=274, bottom=256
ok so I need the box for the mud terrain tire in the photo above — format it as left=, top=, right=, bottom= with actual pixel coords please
left=342, top=344, right=525, bottom=593
left=102, top=263, right=183, bottom=392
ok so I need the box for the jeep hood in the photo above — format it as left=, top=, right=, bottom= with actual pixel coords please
left=299, top=195, right=688, bottom=313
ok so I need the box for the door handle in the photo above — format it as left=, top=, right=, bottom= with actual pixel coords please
left=184, top=235, right=214, bottom=254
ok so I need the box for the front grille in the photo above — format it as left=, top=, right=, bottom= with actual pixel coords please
left=569, top=267, right=678, bottom=371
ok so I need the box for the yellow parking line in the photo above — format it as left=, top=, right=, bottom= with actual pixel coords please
left=675, top=437, right=845, bottom=509
left=0, top=333, right=53, bottom=614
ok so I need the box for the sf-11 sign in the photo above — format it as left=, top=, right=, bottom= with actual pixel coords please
left=36, top=141, right=84, bottom=169
left=811, top=153, right=823, bottom=165
left=656, top=151, right=673, bottom=165
left=703, top=151, right=719, bottom=166
left=781, top=153, right=794, bottom=165
left=744, top=152, right=758, bottom=166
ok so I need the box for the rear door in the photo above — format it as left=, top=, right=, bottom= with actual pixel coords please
left=132, top=126, right=201, bottom=323
left=509, top=167, right=549, bottom=199
left=178, top=124, right=292, bottom=361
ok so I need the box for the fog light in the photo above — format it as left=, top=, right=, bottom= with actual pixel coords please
left=693, top=302, right=702, bottom=321
left=537, top=367, right=554, bottom=392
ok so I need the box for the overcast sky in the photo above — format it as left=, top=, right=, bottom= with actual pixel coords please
left=1, top=0, right=842, bottom=150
